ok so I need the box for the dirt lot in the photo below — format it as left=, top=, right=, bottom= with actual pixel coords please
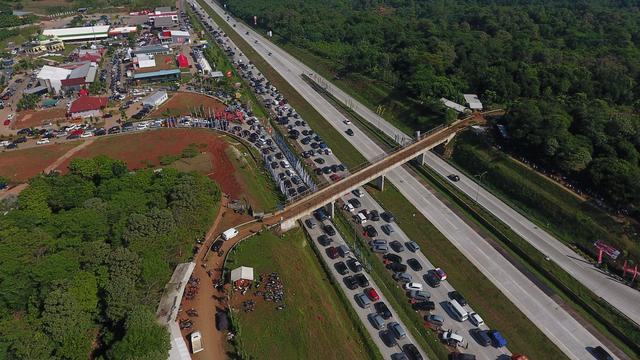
left=0, top=141, right=78, bottom=182
left=52, top=129, right=249, bottom=199
left=12, top=108, right=68, bottom=129
left=149, top=92, right=226, bottom=118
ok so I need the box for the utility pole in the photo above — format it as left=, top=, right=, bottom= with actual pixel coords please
left=474, top=171, right=487, bottom=202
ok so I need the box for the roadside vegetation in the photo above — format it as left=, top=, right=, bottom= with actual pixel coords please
left=0, top=156, right=221, bottom=359
left=226, top=228, right=381, bottom=360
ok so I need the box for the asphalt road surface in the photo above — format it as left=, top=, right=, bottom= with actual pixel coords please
left=193, top=1, right=621, bottom=358
left=207, top=2, right=640, bottom=328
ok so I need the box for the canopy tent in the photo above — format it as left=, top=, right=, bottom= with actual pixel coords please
left=230, top=266, right=254, bottom=282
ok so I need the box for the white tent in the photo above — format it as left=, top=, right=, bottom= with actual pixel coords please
left=230, top=266, right=254, bottom=282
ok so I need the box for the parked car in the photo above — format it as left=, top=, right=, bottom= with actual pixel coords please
left=355, top=293, right=372, bottom=308
left=469, top=312, right=484, bottom=327
left=405, top=241, right=420, bottom=252
left=369, top=209, right=380, bottom=221
left=407, top=258, right=423, bottom=271
left=348, top=198, right=361, bottom=208
left=426, top=314, right=445, bottom=327
left=347, top=257, right=363, bottom=272
left=402, top=343, right=423, bottom=360
left=344, top=275, right=358, bottom=290
left=317, top=234, right=332, bottom=246
left=354, top=273, right=369, bottom=287
left=327, top=246, right=340, bottom=259
left=352, top=189, right=364, bottom=197
left=323, top=224, right=336, bottom=236
left=449, top=291, right=467, bottom=306
left=365, top=287, right=380, bottom=301
left=387, top=262, right=407, bottom=273
left=367, top=313, right=385, bottom=330
left=405, top=282, right=423, bottom=291
left=425, top=270, right=441, bottom=287
left=434, top=267, right=447, bottom=281
left=36, top=138, right=50, bottom=145
left=364, top=225, right=378, bottom=237
left=388, top=322, right=406, bottom=339
left=381, top=211, right=395, bottom=222
left=393, top=272, right=412, bottom=283
left=390, top=240, right=405, bottom=253
left=381, top=224, right=394, bottom=235
left=488, top=330, right=507, bottom=348
left=383, top=253, right=402, bottom=263
left=471, top=328, right=491, bottom=347
left=412, top=300, right=435, bottom=311
left=335, top=261, right=348, bottom=275
left=305, top=219, right=317, bottom=229
left=375, top=301, right=392, bottom=319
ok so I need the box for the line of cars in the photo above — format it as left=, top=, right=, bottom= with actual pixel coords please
left=304, top=208, right=424, bottom=360
left=340, top=190, right=511, bottom=359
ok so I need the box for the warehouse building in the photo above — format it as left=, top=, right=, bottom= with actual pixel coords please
left=142, top=90, right=169, bottom=108
left=132, top=54, right=181, bottom=81
left=158, top=30, right=191, bottom=45
left=43, top=26, right=110, bottom=42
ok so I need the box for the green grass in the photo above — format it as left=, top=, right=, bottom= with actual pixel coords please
left=366, top=182, right=568, bottom=359
left=0, top=25, right=39, bottom=50
left=332, top=211, right=450, bottom=360
left=226, top=229, right=381, bottom=360
left=451, top=132, right=640, bottom=262
left=196, top=0, right=366, bottom=170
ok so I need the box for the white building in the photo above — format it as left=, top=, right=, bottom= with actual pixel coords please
left=196, top=56, right=212, bottom=75
left=43, top=26, right=110, bottom=42
left=37, top=65, right=72, bottom=93
left=463, top=94, right=483, bottom=110
left=440, top=98, right=468, bottom=114
left=142, top=91, right=169, bottom=108
left=230, top=266, right=254, bottom=283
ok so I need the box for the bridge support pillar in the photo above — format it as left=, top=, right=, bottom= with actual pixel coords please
left=371, top=175, right=385, bottom=192
left=325, top=201, right=335, bottom=219
left=414, top=152, right=427, bottom=166
left=280, top=218, right=298, bottom=232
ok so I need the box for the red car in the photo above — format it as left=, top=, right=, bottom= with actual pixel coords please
left=327, top=246, right=339, bottom=259
left=3, top=119, right=9, bottom=126
left=365, top=287, right=380, bottom=301
left=71, top=128, right=84, bottom=135
left=329, top=174, right=343, bottom=182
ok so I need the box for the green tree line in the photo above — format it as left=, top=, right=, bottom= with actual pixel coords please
left=0, top=156, right=220, bottom=359
left=225, top=0, right=640, bottom=214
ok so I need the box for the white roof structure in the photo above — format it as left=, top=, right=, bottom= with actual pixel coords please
left=230, top=266, right=254, bottom=282
left=440, top=98, right=468, bottom=113
left=211, top=71, right=224, bottom=78
left=37, top=65, right=72, bottom=93
left=43, top=26, right=110, bottom=41
left=197, top=57, right=212, bottom=74
left=142, top=91, right=168, bottom=107
left=463, top=94, right=483, bottom=110
left=169, top=30, right=190, bottom=37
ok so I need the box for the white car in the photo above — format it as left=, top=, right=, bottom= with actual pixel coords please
left=36, top=138, right=50, bottom=145
left=352, top=189, right=364, bottom=198
left=343, top=203, right=354, bottom=212
left=80, top=132, right=93, bottom=138
left=343, top=119, right=351, bottom=125
left=469, top=312, right=484, bottom=327
left=7, top=113, right=14, bottom=120
left=137, top=123, right=149, bottom=130
left=404, top=282, right=423, bottom=291
left=0, top=140, right=10, bottom=147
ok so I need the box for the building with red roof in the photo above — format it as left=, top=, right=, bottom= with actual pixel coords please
left=69, top=96, right=108, bottom=118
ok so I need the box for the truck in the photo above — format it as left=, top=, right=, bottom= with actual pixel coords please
left=190, top=331, right=203, bottom=354
left=222, top=228, right=238, bottom=241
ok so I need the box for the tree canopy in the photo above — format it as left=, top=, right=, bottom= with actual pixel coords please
left=226, top=0, right=640, bottom=213
left=0, top=156, right=220, bottom=359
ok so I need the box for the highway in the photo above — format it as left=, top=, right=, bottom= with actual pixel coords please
left=192, top=1, right=622, bottom=358
left=206, top=2, right=640, bottom=328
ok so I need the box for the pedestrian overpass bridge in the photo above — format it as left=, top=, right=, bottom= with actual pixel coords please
left=263, top=116, right=483, bottom=231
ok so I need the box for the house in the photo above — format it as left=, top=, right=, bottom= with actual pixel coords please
left=69, top=96, right=108, bottom=118
left=463, top=94, right=483, bottom=111
left=142, top=90, right=168, bottom=108
left=440, top=97, right=468, bottom=114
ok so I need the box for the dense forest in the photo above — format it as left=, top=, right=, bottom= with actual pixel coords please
left=225, top=0, right=640, bottom=214
left=0, top=156, right=220, bottom=359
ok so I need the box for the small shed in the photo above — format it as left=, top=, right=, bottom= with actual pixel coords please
left=230, top=266, right=254, bottom=283
left=463, top=94, right=483, bottom=110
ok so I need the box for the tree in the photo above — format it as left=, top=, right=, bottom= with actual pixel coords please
left=107, top=306, right=170, bottom=360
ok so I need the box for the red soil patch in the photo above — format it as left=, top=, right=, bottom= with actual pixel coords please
left=149, top=92, right=226, bottom=118
left=54, top=129, right=244, bottom=198
left=12, top=108, right=67, bottom=129
left=0, top=142, right=78, bottom=183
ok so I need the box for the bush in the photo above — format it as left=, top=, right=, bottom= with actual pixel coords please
left=181, top=144, right=199, bottom=158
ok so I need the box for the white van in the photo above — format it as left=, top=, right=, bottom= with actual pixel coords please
left=448, top=299, right=468, bottom=322
left=222, top=228, right=238, bottom=241
left=356, top=212, right=367, bottom=224
left=190, top=331, right=203, bottom=353
left=469, top=312, right=484, bottom=327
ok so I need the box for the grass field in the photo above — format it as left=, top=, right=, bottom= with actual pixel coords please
left=149, top=92, right=226, bottom=118
left=0, top=26, right=40, bottom=50
left=226, top=229, right=381, bottom=360
left=195, top=0, right=366, bottom=170
left=366, top=182, right=567, bottom=359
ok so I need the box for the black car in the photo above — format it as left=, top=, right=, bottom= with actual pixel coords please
left=375, top=301, right=392, bottom=319
left=343, top=275, right=358, bottom=290
left=66, top=134, right=80, bottom=140
left=402, top=343, right=423, bottom=360
left=390, top=240, right=405, bottom=253
left=369, top=209, right=380, bottom=221
left=387, top=262, right=408, bottom=272
left=211, top=240, right=224, bottom=252
left=334, top=261, right=348, bottom=275
left=448, top=174, right=461, bottom=182
left=425, top=270, right=441, bottom=288
left=380, top=330, right=397, bottom=347
left=383, top=253, right=402, bottom=263
left=346, top=128, right=354, bottom=136
left=381, top=211, right=395, bottom=223
left=364, top=225, right=378, bottom=237
left=354, top=273, right=369, bottom=287
left=317, top=235, right=332, bottom=246
left=323, top=224, right=336, bottom=236
left=314, top=157, right=325, bottom=164
left=448, top=291, right=467, bottom=306
left=347, top=258, right=363, bottom=273
left=14, top=136, right=27, bottom=143
left=313, top=208, right=328, bottom=221
left=6, top=143, right=17, bottom=149
left=592, top=346, right=613, bottom=360
left=471, top=328, right=491, bottom=347
left=322, top=166, right=332, bottom=174
left=412, top=300, right=435, bottom=311
left=94, top=128, right=107, bottom=136
left=348, top=198, right=361, bottom=208
left=407, top=258, right=423, bottom=271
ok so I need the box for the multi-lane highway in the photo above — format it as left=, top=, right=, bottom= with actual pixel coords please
left=205, top=2, right=640, bottom=328
left=192, top=1, right=622, bottom=358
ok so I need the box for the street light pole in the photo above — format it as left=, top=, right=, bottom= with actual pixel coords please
left=474, top=171, right=487, bottom=202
